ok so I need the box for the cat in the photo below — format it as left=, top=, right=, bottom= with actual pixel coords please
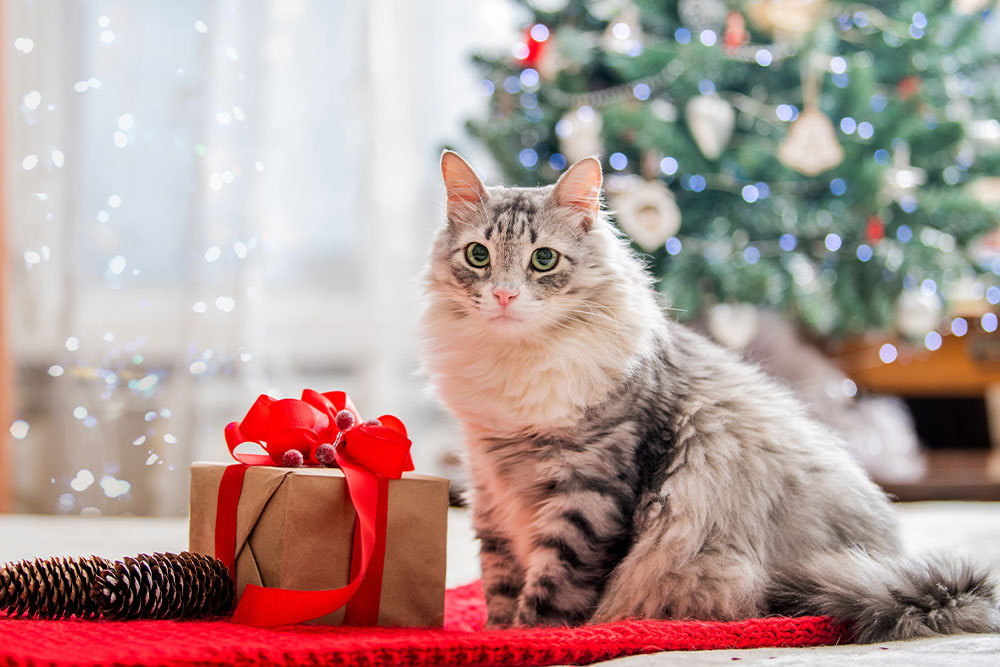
left=419, top=150, right=999, bottom=642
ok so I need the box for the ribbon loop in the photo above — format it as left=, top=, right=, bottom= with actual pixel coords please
left=216, top=390, right=413, bottom=626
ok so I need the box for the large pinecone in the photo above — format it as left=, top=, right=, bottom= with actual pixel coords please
left=0, top=555, right=111, bottom=619
left=0, top=552, right=233, bottom=620
left=94, top=552, right=234, bottom=620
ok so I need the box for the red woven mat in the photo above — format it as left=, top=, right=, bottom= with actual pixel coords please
left=0, top=581, right=849, bottom=666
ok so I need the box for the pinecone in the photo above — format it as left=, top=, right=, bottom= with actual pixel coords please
left=0, top=555, right=111, bottom=619
left=93, top=552, right=234, bottom=620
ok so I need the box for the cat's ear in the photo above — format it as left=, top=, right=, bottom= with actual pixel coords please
left=551, top=157, right=603, bottom=231
left=441, top=150, right=488, bottom=223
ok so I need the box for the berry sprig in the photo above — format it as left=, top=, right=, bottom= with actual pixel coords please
left=283, top=409, right=371, bottom=469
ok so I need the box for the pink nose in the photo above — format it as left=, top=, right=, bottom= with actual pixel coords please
left=492, top=287, right=519, bottom=308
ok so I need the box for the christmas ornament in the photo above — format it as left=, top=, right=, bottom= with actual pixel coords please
left=778, top=108, right=843, bottom=176
left=606, top=176, right=682, bottom=251
left=881, top=141, right=926, bottom=204
left=897, top=76, right=921, bottom=101
left=723, top=11, right=750, bottom=52
left=678, top=0, right=728, bottom=32
left=517, top=25, right=549, bottom=69
left=951, top=0, right=990, bottom=15
left=0, top=552, right=234, bottom=620
left=866, top=215, right=885, bottom=242
left=745, top=0, right=827, bottom=37
left=601, top=6, right=642, bottom=55
left=896, top=289, right=943, bottom=338
left=685, top=94, right=735, bottom=160
left=558, top=107, right=604, bottom=163
left=707, top=303, right=759, bottom=350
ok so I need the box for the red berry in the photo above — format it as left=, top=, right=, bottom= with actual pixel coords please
left=364, top=418, right=381, bottom=427
left=316, top=443, right=337, bottom=467
left=281, top=449, right=304, bottom=468
left=335, top=409, right=355, bottom=431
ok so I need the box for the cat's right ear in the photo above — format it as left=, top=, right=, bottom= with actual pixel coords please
left=441, top=150, right=488, bottom=224
left=551, top=156, right=603, bottom=231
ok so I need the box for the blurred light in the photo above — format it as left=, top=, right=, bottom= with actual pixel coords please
left=755, top=182, right=770, bottom=199
left=609, top=152, right=628, bottom=170
left=689, top=174, right=706, bottom=192
left=612, top=22, right=631, bottom=39
left=555, top=119, right=572, bottom=138
left=830, top=178, right=847, bottom=196
left=65, top=336, right=80, bottom=351
left=951, top=318, right=969, bottom=337
left=48, top=364, right=64, bottom=377
left=204, top=246, right=221, bottom=262
left=909, top=25, right=924, bottom=39
left=108, top=194, right=122, bottom=208
left=856, top=244, right=873, bottom=261
left=14, top=37, right=34, bottom=53
left=879, top=343, right=898, bottom=363
left=744, top=246, right=760, bottom=264
left=779, top=234, right=797, bottom=252
left=189, top=361, right=207, bottom=375
left=477, top=79, right=494, bottom=96
left=924, top=331, right=942, bottom=351
left=108, top=255, right=126, bottom=275
left=830, top=56, right=847, bottom=74
left=742, top=184, right=759, bottom=202
left=700, top=30, right=717, bottom=46
left=519, top=148, right=538, bottom=168
left=825, top=233, right=842, bottom=251
left=874, top=149, right=889, bottom=165
left=577, top=105, right=595, bottom=122
left=869, top=94, right=888, bottom=112
left=697, top=79, right=716, bottom=95
left=776, top=104, right=797, bottom=122
left=215, top=296, right=236, bottom=312
left=23, top=90, right=41, bottom=110
left=920, top=279, right=937, bottom=296
left=988, top=287, right=1000, bottom=304
left=503, top=76, right=520, bottom=93
left=549, top=153, right=567, bottom=170
left=113, top=131, right=127, bottom=148
left=675, top=28, right=691, bottom=44
left=520, top=68, right=539, bottom=88
left=22, top=154, right=38, bottom=170
left=194, top=20, right=208, bottom=33
left=840, top=117, right=857, bottom=134
left=70, top=470, right=95, bottom=492
left=897, top=225, right=912, bottom=242
left=660, top=157, right=678, bottom=175
left=530, top=24, right=550, bottom=42
left=833, top=73, right=849, bottom=88
left=857, top=122, right=874, bottom=139
left=164, top=434, right=178, bottom=444
left=73, top=406, right=88, bottom=420
left=633, top=83, right=650, bottom=100
left=900, top=196, right=917, bottom=213
left=843, top=379, right=858, bottom=397
left=10, top=420, right=29, bottom=439
left=755, top=49, right=772, bottom=66
left=192, top=301, right=207, bottom=313
left=520, top=93, right=537, bottom=108
left=982, top=312, right=998, bottom=333
left=665, top=237, right=682, bottom=255
left=118, top=113, right=134, bottom=130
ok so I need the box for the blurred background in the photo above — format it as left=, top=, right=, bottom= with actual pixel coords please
left=3, top=0, right=1000, bottom=517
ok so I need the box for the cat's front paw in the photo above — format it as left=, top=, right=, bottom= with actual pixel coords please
left=514, top=594, right=585, bottom=627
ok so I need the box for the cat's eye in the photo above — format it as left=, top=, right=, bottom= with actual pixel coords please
left=530, top=247, right=559, bottom=272
left=466, top=243, right=490, bottom=268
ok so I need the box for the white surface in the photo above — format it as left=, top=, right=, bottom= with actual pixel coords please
left=1, top=502, right=998, bottom=665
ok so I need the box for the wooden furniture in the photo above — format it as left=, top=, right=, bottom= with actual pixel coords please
left=831, top=327, right=1000, bottom=500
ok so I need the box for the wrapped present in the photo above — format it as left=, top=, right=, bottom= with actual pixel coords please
left=189, top=390, right=449, bottom=628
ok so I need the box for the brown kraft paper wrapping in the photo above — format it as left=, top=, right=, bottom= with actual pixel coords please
left=189, top=462, right=449, bottom=627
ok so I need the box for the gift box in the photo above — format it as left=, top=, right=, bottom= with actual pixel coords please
left=189, top=463, right=449, bottom=627
left=188, top=389, right=449, bottom=628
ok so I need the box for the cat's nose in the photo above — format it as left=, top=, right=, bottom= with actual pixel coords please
left=492, top=287, right=519, bottom=308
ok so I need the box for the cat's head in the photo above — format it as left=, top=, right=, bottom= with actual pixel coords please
left=427, top=150, right=627, bottom=339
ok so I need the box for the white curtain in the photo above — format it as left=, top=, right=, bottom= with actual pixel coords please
left=5, top=0, right=521, bottom=515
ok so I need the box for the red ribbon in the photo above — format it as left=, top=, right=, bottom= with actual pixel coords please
left=215, top=389, right=413, bottom=627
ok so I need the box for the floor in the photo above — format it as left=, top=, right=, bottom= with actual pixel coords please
left=1, top=502, right=998, bottom=665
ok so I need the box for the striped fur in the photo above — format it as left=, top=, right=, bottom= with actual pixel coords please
left=420, top=153, right=999, bottom=640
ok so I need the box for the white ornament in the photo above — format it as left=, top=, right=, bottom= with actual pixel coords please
left=778, top=108, right=844, bottom=176
left=881, top=141, right=926, bottom=204
left=601, top=6, right=643, bottom=55
left=896, top=289, right=943, bottom=338
left=707, top=303, right=759, bottom=350
left=745, top=0, right=827, bottom=36
left=685, top=94, right=735, bottom=160
left=558, top=107, right=603, bottom=164
left=607, top=177, right=682, bottom=252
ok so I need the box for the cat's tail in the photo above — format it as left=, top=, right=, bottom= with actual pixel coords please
left=767, top=549, right=999, bottom=643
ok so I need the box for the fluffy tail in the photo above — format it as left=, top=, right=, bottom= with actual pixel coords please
left=767, top=549, right=1000, bottom=643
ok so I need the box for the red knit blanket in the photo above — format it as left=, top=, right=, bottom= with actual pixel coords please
left=0, top=581, right=848, bottom=666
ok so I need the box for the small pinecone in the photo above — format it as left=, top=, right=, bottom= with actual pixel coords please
left=93, top=552, right=234, bottom=620
left=0, top=555, right=111, bottom=619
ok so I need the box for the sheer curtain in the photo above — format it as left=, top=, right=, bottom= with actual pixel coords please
left=5, top=0, right=520, bottom=515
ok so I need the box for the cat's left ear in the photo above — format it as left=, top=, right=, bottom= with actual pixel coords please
left=551, top=157, right=603, bottom=231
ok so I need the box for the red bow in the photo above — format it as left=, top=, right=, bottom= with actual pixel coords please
left=216, top=390, right=413, bottom=626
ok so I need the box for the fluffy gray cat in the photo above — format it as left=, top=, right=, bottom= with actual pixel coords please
left=420, top=151, right=999, bottom=642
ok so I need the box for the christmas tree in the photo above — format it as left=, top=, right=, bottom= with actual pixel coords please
left=464, top=0, right=1000, bottom=340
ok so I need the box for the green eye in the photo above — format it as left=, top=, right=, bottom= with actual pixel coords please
left=466, top=243, right=490, bottom=268
left=531, top=247, right=559, bottom=271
